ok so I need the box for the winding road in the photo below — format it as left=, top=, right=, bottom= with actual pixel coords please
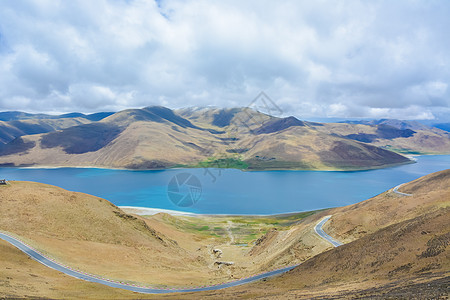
left=0, top=215, right=341, bottom=294
left=0, top=231, right=298, bottom=294
left=393, top=183, right=413, bottom=196
left=314, top=215, right=343, bottom=247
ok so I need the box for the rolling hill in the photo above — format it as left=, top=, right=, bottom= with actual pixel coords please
left=0, top=180, right=330, bottom=297
left=312, top=119, right=450, bottom=154
left=165, top=169, right=449, bottom=299
left=0, top=106, right=413, bottom=170
left=0, top=111, right=114, bottom=145
left=0, top=181, right=227, bottom=288
left=0, top=170, right=448, bottom=298
left=0, top=118, right=92, bottom=144
left=0, top=111, right=114, bottom=122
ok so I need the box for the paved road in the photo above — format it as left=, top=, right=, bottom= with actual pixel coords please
left=393, top=184, right=413, bottom=196
left=314, top=215, right=343, bottom=247
left=0, top=231, right=298, bottom=294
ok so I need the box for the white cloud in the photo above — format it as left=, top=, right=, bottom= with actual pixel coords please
left=0, top=0, right=449, bottom=121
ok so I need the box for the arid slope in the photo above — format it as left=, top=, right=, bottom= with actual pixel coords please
left=185, top=169, right=450, bottom=299
left=0, top=181, right=218, bottom=286
left=0, top=170, right=449, bottom=299
left=0, top=107, right=411, bottom=170
left=310, top=122, right=450, bottom=154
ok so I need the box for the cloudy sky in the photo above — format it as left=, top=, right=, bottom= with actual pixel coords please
left=0, top=0, right=449, bottom=121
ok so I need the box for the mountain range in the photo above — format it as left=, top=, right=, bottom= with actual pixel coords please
left=0, top=106, right=449, bottom=170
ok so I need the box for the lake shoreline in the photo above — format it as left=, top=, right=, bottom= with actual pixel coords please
left=119, top=206, right=328, bottom=218
left=4, top=157, right=417, bottom=172
left=1, top=155, right=448, bottom=215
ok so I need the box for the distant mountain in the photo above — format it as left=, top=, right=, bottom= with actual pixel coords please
left=252, top=116, right=305, bottom=134
left=0, top=111, right=115, bottom=144
left=60, top=112, right=115, bottom=121
left=176, top=107, right=272, bottom=130
left=340, top=118, right=432, bottom=131
left=0, top=111, right=54, bottom=121
left=0, top=111, right=114, bottom=122
left=0, top=106, right=412, bottom=170
left=433, top=122, right=450, bottom=132
left=313, top=119, right=450, bottom=154
left=0, top=118, right=92, bottom=144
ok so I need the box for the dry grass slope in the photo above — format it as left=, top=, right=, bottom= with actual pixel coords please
left=0, top=181, right=223, bottom=287
left=174, top=169, right=450, bottom=299
left=0, top=107, right=416, bottom=170
left=0, top=169, right=449, bottom=298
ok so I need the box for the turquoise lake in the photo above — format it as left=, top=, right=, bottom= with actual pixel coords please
left=0, top=155, right=449, bottom=215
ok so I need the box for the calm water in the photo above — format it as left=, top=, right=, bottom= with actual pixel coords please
left=0, top=155, right=449, bottom=215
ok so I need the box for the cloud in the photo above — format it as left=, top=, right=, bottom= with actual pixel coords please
left=0, top=0, right=449, bottom=120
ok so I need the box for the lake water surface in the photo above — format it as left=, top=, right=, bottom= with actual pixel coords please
left=1, top=155, right=449, bottom=215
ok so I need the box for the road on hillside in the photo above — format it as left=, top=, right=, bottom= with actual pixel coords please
left=0, top=231, right=298, bottom=294
left=314, top=216, right=343, bottom=247
left=0, top=216, right=344, bottom=294
left=393, top=184, right=413, bottom=196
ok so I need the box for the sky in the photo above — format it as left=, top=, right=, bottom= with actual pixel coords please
left=0, top=0, right=449, bottom=121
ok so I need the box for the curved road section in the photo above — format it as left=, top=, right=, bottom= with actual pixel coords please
left=1, top=216, right=344, bottom=294
left=393, top=184, right=413, bottom=196
left=314, top=215, right=343, bottom=247
left=0, top=231, right=298, bottom=294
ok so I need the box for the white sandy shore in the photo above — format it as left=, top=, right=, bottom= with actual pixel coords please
left=119, top=206, right=199, bottom=216
left=119, top=206, right=317, bottom=217
left=405, top=155, right=419, bottom=161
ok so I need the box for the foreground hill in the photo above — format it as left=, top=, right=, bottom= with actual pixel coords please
left=0, top=180, right=329, bottom=298
left=0, top=181, right=241, bottom=288
left=185, top=169, right=449, bottom=299
left=324, top=169, right=450, bottom=243
left=0, top=106, right=411, bottom=170
left=0, top=170, right=448, bottom=298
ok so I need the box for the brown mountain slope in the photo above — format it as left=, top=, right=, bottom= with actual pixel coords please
left=0, top=239, right=153, bottom=299
left=0, top=117, right=91, bottom=144
left=0, top=107, right=225, bottom=169
left=176, top=107, right=273, bottom=130
left=173, top=169, right=450, bottom=299
left=310, top=122, right=450, bottom=154
left=0, top=170, right=450, bottom=299
left=0, top=181, right=224, bottom=286
left=0, top=107, right=411, bottom=170
left=0, top=181, right=330, bottom=291
left=0, top=120, right=223, bottom=169
left=237, top=125, right=409, bottom=170
left=0, top=180, right=335, bottom=298
left=224, top=208, right=449, bottom=299
left=323, top=169, right=450, bottom=243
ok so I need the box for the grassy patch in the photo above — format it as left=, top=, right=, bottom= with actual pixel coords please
left=195, top=225, right=210, bottom=231
left=149, top=208, right=326, bottom=245
left=195, top=157, right=249, bottom=170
